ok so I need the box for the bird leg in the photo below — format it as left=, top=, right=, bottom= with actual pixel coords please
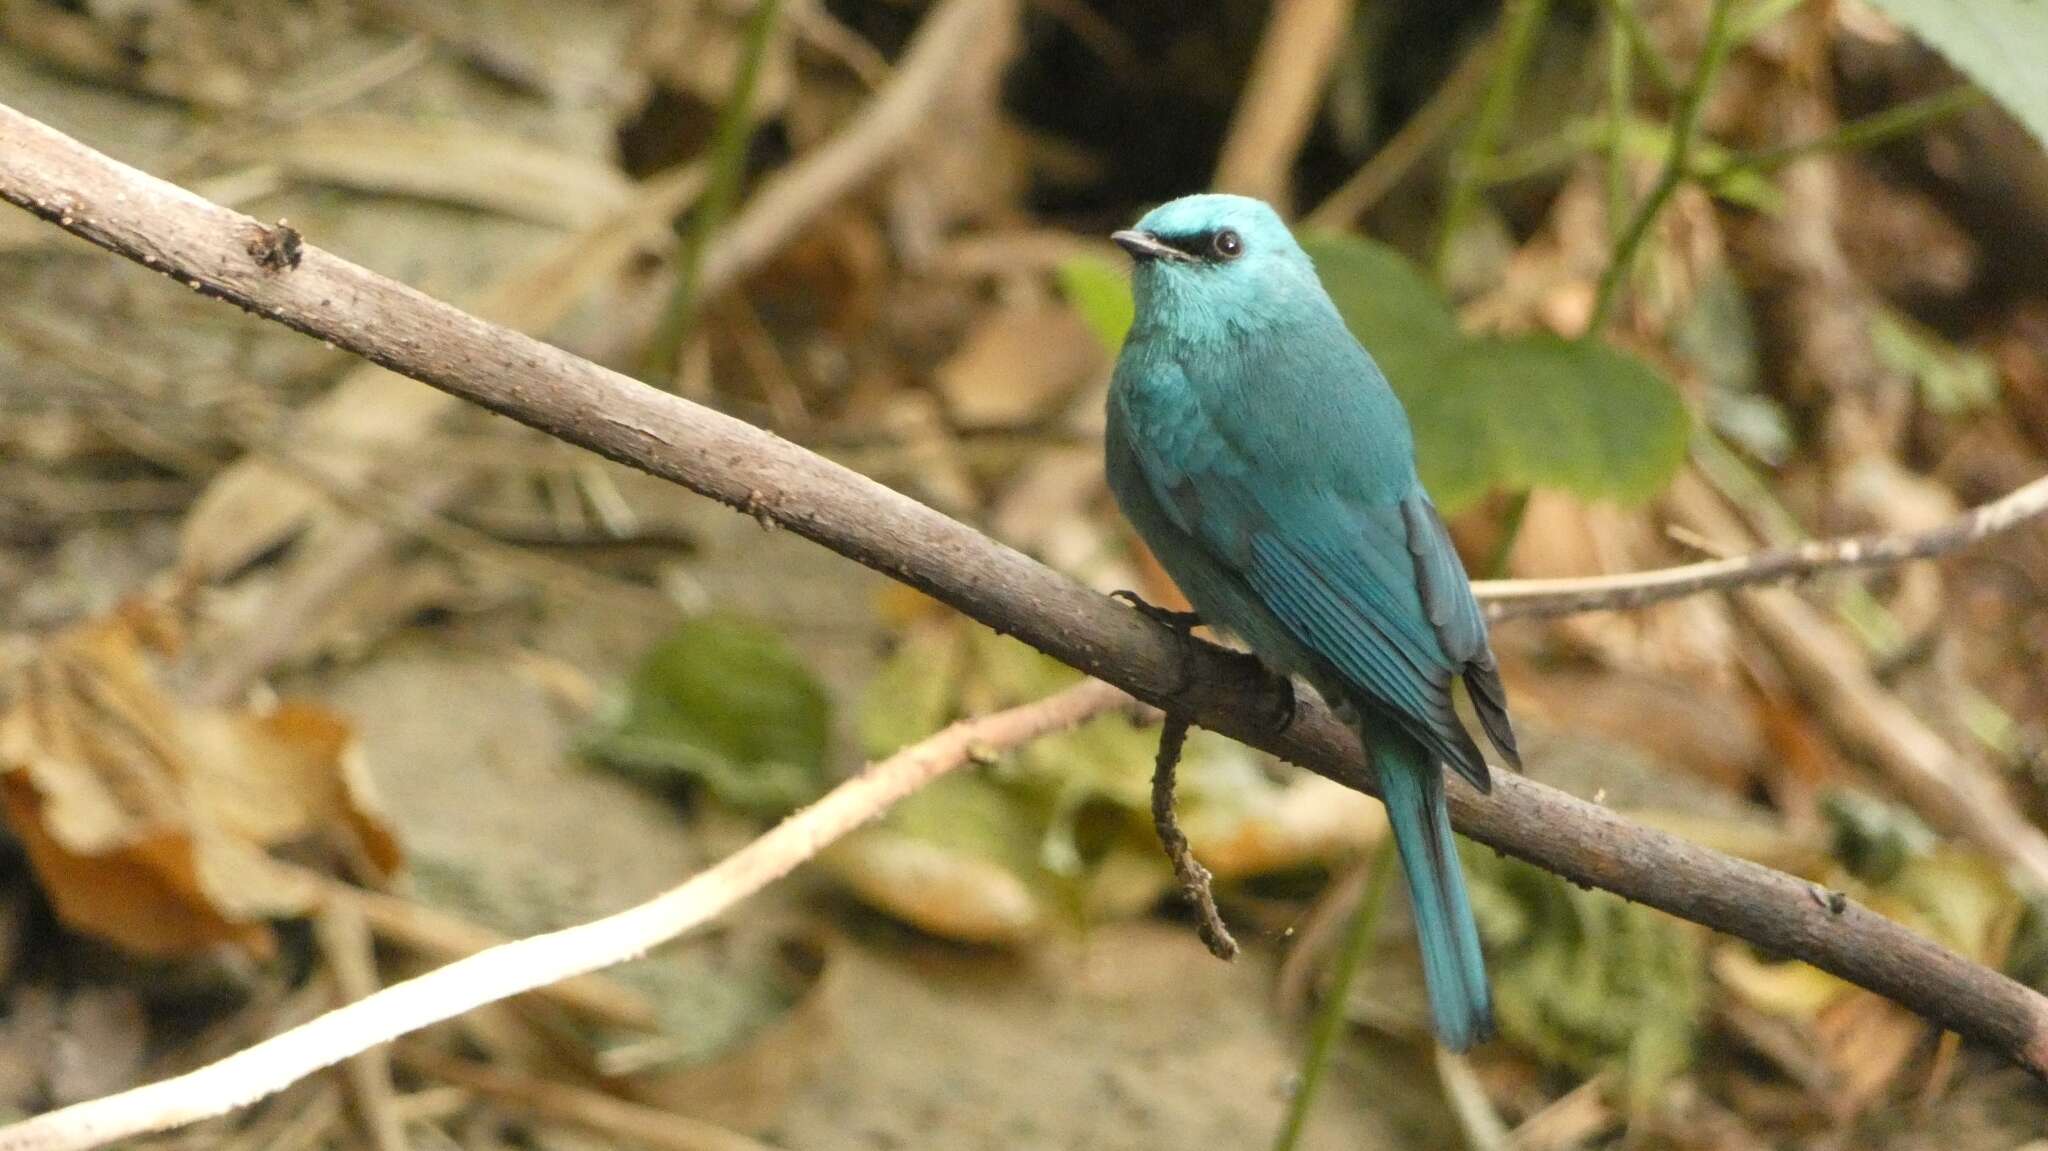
left=1149, top=712, right=1238, bottom=961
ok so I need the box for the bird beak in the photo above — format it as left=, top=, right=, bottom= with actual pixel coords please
left=1111, top=229, right=1192, bottom=264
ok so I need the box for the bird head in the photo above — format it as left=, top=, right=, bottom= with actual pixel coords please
left=1111, top=194, right=1325, bottom=338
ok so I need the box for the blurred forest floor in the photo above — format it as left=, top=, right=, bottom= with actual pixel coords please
left=6, top=0, right=2048, bottom=1148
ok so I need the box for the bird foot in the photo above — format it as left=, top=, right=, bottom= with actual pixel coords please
left=1111, top=591, right=1295, bottom=737
left=1202, top=646, right=1297, bottom=737
left=1113, top=589, right=1206, bottom=699
left=1250, top=668, right=1297, bottom=737
left=1110, top=589, right=1204, bottom=633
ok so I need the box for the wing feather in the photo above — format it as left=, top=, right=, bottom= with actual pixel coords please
left=1402, top=493, right=1520, bottom=768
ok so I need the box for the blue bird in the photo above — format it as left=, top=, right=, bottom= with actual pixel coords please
left=1104, top=194, right=1519, bottom=1050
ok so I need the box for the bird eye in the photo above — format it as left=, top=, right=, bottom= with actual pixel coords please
left=1212, top=229, right=1243, bottom=260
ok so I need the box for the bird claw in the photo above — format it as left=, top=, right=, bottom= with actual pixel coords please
left=1113, top=590, right=1206, bottom=699
left=1112, top=591, right=1295, bottom=735
left=1256, top=669, right=1297, bottom=737
left=1111, top=589, right=1204, bottom=633
left=1213, top=647, right=1295, bottom=736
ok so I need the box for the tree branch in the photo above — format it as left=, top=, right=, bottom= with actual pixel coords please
left=1474, top=471, right=2048, bottom=620
left=1, top=100, right=2046, bottom=1149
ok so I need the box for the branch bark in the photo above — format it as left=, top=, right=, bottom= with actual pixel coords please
left=2, top=98, right=2047, bottom=1135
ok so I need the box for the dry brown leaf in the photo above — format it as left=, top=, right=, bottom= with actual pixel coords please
left=1186, top=775, right=1385, bottom=878
left=935, top=303, right=1102, bottom=429
left=820, top=829, right=1043, bottom=945
left=1813, top=990, right=1928, bottom=1114
left=0, top=601, right=402, bottom=958
left=1509, top=669, right=1771, bottom=796
left=1508, top=489, right=1743, bottom=682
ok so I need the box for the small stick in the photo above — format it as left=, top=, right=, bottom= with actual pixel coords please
left=1474, top=472, right=2048, bottom=620
left=1149, top=714, right=1237, bottom=960
left=311, top=874, right=658, bottom=1032
left=1212, top=0, right=1356, bottom=208
left=312, top=905, right=409, bottom=1151
left=396, top=1046, right=772, bottom=1151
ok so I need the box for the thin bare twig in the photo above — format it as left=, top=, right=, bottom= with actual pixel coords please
left=1747, top=584, right=2048, bottom=888
left=307, top=873, right=658, bottom=1031
left=396, top=1046, right=773, bottom=1151
left=3, top=102, right=2048, bottom=1142
left=1212, top=0, right=1356, bottom=209
left=312, top=905, right=408, bottom=1151
left=1659, top=472, right=2048, bottom=891
left=1302, top=30, right=1497, bottom=232
left=1150, top=714, right=1237, bottom=960
left=1474, top=473, right=2048, bottom=620
left=693, top=0, right=1002, bottom=294
left=1474, top=469, right=2048, bottom=618
left=0, top=678, right=1126, bottom=1151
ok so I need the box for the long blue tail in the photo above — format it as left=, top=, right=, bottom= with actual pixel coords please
left=1371, top=729, right=1494, bottom=1051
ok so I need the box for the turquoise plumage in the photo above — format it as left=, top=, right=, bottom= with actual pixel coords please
left=1104, top=194, right=1519, bottom=1050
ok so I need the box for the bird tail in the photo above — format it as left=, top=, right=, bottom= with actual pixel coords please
left=1370, top=729, right=1494, bottom=1051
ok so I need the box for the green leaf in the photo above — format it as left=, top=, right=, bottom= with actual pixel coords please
left=856, top=620, right=966, bottom=759
left=1418, top=336, right=1691, bottom=511
left=581, top=614, right=832, bottom=816
left=1467, top=851, right=1706, bottom=1110
left=1058, top=256, right=1134, bottom=352
left=1823, top=789, right=1936, bottom=885
left=1864, top=0, right=2048, bottom=151
left=1301, top=232, right=1459, bottom=360
left=1304, top=232, right=1690, bottom=513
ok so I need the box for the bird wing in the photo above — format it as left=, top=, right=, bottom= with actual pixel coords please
left=1115, top=383, right=1514, bottom=789
left=1401, top=494, right=1520, bottom=771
